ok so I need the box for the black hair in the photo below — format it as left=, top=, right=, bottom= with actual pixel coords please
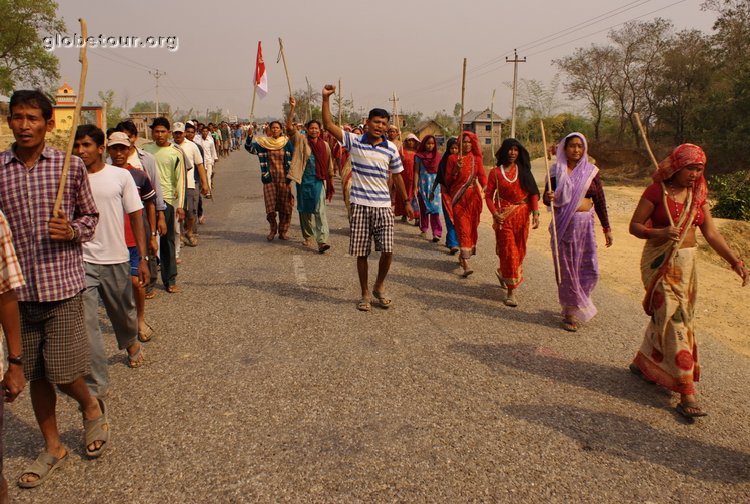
left=564, top=134, right=584, bottom=148
left=268, top=120, right=282, bottom=129
left=185, top=123, right=196, bottom=131
left=494, top=138, right=539, bottom=198
left=75, top=124, right=105, bottom=146
left=9, top=90, right=53, bottom=120
left=305, top=119, right=321, bottom=129
left=435, top=137, right=458, bottom=186
left=150, top=116, right=170, bottom=130
left=116, top=120, right=138, bottom=137
left=368, top=108, right=390, bottom=121
left=106, top=127, right=116, bottom=138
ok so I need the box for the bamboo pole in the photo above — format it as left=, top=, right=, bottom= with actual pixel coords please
left=278, top=37, right=293, bottom=98
left=53, top=18, right=88, bottom=217
left=633, top=113, right=659, bottom=170
left=337, top=78, right=342, bottom=125
left=458, top=58, right=467, bottom=164
left=540, top=120, right=562, bottom=286
left=490, top=88, right=496, bottom=156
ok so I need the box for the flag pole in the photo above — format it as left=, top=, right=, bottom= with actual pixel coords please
left=54, top=18, right=88, bottom=217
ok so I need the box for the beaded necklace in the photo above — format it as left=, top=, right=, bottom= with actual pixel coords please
left=500, top=163, right=518, bottom=183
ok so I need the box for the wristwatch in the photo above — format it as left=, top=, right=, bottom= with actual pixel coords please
left=7, top=355, right=23, bottom=366
left=151, top=232, right=158, bottom=236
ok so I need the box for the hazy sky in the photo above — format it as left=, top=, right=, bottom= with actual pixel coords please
left=52, top=0, right=718, bottom=121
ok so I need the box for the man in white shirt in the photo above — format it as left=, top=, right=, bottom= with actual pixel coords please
left=200, top=124, right=219, bottom=193
left=73, top=125, right=148, bottom=398
left=172, top=122, right=208, bottom=247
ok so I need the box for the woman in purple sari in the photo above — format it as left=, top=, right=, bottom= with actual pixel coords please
left=543, top=133, right=613, bottom=331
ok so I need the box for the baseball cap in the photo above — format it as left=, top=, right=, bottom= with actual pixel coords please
left=172, top=122, right=186, bottom=133
left=107, top=131, right=131, bottom=147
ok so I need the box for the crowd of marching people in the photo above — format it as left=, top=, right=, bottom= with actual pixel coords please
left=0, top=81, right=748, bottom=499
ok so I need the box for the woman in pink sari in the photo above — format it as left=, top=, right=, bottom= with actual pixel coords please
left=543, top=133, right=613, bottom=331
left=628, top=144, right=747, bottom=419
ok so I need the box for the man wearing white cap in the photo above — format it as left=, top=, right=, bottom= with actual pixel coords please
left=172, top=122, right=208, bottom=248
left=72, top=125, right=148, bottom=398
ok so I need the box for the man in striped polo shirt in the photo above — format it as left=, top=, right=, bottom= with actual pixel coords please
left=322, top=84, right=414, bottom=311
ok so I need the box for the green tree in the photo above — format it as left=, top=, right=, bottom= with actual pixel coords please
left=96, top=89, right=125, bottom=129
left=130, top=100, right=171, bottom=116
left=0, top=0, right=65, bottom=94
left=653, top=30, right=713, bottom=144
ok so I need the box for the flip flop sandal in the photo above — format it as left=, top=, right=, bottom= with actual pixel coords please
left=84, top=399, right=110, bottom=458
left=166, top=285, right=179, bottom=294
left=372, top=291, right=392, bottom=309
left=562, top=320, right=578, bottom=332
left=318, top=243, right=331, bottom=254
left=462, top=268, right=474, bottom=278
left=356, top=298, right=371, bottom=312
left=495, top=270, right=506, bottom=287
left=138, top=323, right=155, bottom=343
left=504, top=296, right=518, bottom=307
left=145, top=291, right=156, bottom=300
left=128, top=344, right=146, bottom=368
left=17, top=449, right=69, bottom=488
left=676, top=401, right=708, bottom=419
left=629, top=363, right=655, bottom=384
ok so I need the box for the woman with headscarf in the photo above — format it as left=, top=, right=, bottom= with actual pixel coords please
left=444, top=132, right=487, bottom=277
left=394, top=133, right=419, bottom=223
left=543, top=133, right=612, bottom=331
left=430, top=138, right=460, bottom=255
left=286, top=97, right=334, bottom=253
left=485, top=138, right=540, bottom=306
left=245, top=118, right=295, bottom=241
left=628, top=144, right=747, bottom=419
left=414, top=135, right=443, bottom=242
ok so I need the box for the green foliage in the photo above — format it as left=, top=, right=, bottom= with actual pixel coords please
left=709, top=171, right=750, bottom=221
left=97, top=90, right=125, bottom=128
left=0, top=0, right=65, bottom=94
left=130, top=101, right=171, bottom=116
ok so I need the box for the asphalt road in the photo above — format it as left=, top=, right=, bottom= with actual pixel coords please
left=5, top=149, right=749, bottom=503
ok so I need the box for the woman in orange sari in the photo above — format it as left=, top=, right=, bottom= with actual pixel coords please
left=485, top=138, right=540, bottom=306
left=394, top=134, right=419, bottom=222
left=444, top=132, right=487, bottom=277
left=629, top=144, right=747, bottom=419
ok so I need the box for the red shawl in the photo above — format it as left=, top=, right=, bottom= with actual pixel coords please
left=415, top=135, right=442, bottom=174
left=309, top=136, right=334, bottom=200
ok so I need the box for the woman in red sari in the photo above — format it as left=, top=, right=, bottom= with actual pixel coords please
left=444, top=132, right=487, bottom=277
left=394, top=133, right=419, bottom=222
left=629, top=143, right=747, bottom=419
left=485, top=138, right=540, bottom=306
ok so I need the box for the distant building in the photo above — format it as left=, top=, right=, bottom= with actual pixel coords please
left=413, top=119, right=450, bottom=146
left=461, top=108, right=502, bottom=149
left=52, top=83, right=104, bottom=130
left=128, top=112, right=160, bottom=138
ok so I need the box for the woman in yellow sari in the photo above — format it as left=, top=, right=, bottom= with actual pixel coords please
left=629, top=144, right=747, bottom=419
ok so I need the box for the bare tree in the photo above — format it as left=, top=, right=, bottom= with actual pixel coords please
left=554, top=45, right=616, bottom=141
left=607, top=18, right=673, bottom=145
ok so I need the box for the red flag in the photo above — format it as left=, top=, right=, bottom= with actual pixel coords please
left=254, top=41, right=268, bottom=98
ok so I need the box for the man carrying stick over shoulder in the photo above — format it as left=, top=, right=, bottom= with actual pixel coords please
left=1, top=90, right=106, bottom=488
left=321, top=84, right=414, bottom=311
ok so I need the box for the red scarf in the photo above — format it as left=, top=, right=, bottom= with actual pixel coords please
left=415, top=135, right=442, bottom=174
left=308, top=136, right=334, bottom=200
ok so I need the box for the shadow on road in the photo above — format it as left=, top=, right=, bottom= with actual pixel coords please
left=450, top=342, right=671, bottom=409
left=502, top=403, right=750, bottom=483
left=389, top=273, right=560, bottom=329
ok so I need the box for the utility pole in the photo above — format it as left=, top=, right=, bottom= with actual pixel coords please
left=506, top=49, right=526, bottom=139
left=389, top=91, right=400, bottom=131
left=305, top=76, right=313, bottom=123
left=490, top=89, right=496, bottom=155
left=149, top=69, right=166, bottom=117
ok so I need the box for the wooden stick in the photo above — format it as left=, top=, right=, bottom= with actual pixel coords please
left=458, top=58, right=467, bottom=164
left=633, top=112, right=659, bottom=170
left=278, top=37, right=293, bottom=98
left=54, top=18, right=88, bottom=217
left=540, top=119, right=562, bottom=286
left=337, top=78, right=342, bottom=125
